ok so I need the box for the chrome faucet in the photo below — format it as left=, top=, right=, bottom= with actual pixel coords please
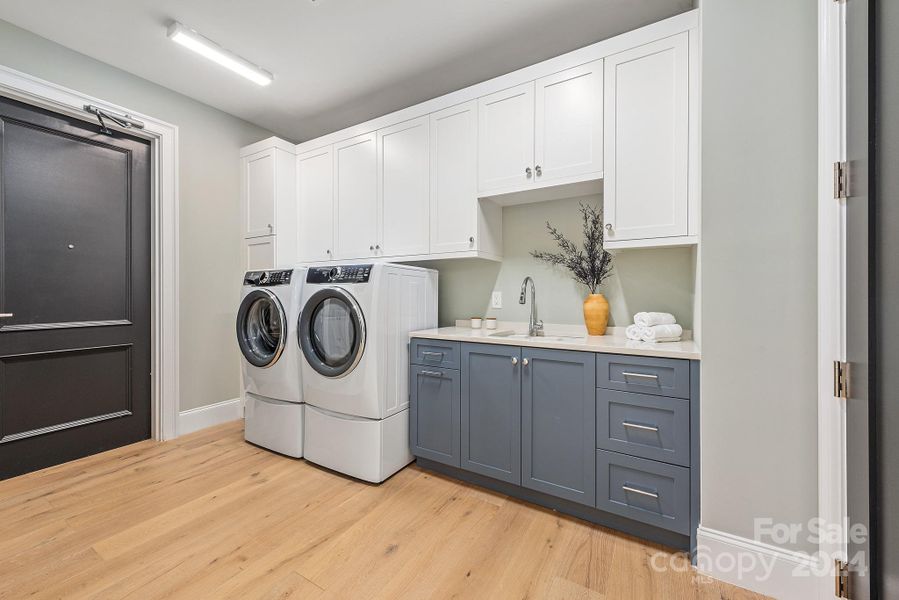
left=519, top=276, right=544, bottom=337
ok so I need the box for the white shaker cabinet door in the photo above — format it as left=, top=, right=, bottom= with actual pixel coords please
left=378, top=117, right=430, bottom=257
left=430, top=101, right=478, bottom=254
left=241, top=149, right=276, bottom=239
left=477, top=82, right=535, bottom=193
left=603, top=33, right=689, bottom=242
left=534, top=59, right=603, bottom=184
left=296, top=145, right=334, bottom=262
left=334, top=133, right=378, bottom=259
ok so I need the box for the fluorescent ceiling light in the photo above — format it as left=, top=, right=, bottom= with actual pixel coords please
left=167, top=22, right=274, bottom=86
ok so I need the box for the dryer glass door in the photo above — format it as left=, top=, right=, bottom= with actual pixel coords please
left=237, top=289, right=287, bottom=368
left=299, top=287, right=366, bottom=378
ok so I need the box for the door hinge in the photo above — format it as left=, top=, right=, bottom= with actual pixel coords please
left=834, top=161, right=850, bottom=199
left=834, top=361, right=850, bottom=399
left=835, top=559, right=850, bottom=599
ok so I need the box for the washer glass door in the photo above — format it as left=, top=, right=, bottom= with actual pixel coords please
left=236, top=289, right=287, bottom=368
left=299, top=288, right=366, bottom=378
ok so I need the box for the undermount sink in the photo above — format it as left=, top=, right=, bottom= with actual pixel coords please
left=489, top=331, right=585, bottom=342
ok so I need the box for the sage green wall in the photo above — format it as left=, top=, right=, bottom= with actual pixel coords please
left=700, top=0, right=818, bottom=553
left=413, top=195, right=696, bottom=329
left=0, top=20, right=276, bottom=412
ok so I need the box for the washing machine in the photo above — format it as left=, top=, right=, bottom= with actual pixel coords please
left=298, top=263, right=437, bottom=482
left=236, top=267, right=306, bottom=457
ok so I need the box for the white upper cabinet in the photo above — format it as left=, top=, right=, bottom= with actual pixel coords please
left=242, top=149, right=276, bottom=238
left=430, top=101, right=479, bottom=254
left=534, top=59, right=603, bottom=183
left=377, top=117, right=430, bottom=257
left=334, top=133, right=378, bottom=259
left=296, top=145, right=334, bottom=262
left=478, top=83, right=536, bottom=193
left=603, top=33, right=691, bottom=246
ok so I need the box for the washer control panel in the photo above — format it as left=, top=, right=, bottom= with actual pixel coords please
left=244, top=269, right=293, bottom=286
left=306, top=264, right=372, bottom=284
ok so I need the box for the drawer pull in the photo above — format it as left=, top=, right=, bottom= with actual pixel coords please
left=421, top=351, right=444, bottom=361
left=621, top=371, right=659, bottom=382
left=622, top=484, right=660, bottom=499
left=622, top=421, right=660, bottom=433
left=419, top=370, right=444, bottom=378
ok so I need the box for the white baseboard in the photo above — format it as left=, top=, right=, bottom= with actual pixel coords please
left=696, top=526, right=827, bottom=600
left=178, top=398, right=243, bottom=436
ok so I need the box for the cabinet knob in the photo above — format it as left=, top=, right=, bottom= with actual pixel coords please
left=376, top=244, right=380, bottom=250
left=370, top=245, right=375, bottom=251
left=267, top=223, right=273, bottom=232
left=469, top=236, right=475, bottom=244
left=511, top=357, right=518, bottom=365
left=535, top=165, right=542, bottom=177
left=605, top=223, right=613, bottom=232
left=525, top=167, right=532, bottom=177
left=326, top=249, right=331, bottom=254
left=522, top=358, right=529, bottom=366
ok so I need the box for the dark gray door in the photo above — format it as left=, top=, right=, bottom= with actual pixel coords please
left=460, top=343, right=521, bottom=484
left=875, top=2, right=898, bottom=598
left=0, top=96, right=151, bottom=479
left=845, top=0, right=872, bottom=596
left=410, top=365, right=460, bottom=467
left=521, top=348, right=595, bottom=506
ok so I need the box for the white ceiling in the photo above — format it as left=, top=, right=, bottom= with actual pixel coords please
left=0, top=0, right=692, bottom=142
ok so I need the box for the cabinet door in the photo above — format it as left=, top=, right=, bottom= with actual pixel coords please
left=430, top=101, right=478, bottom=254
left=521, top=348, right=596, bottom=505
left=603, top=33, right=689, bottom=242
left=410, top=366, right=460, bottom=467
left=244, top=235, right=275, bottom=270
left=378, top=117, right=430, bottom=257
left=461, top=343, right=521, bottom=484
left=534, top=59, right=603, bottom=183
left=477, top=82, right=535, bottom=193
left=241, top=149, right=276, bottom=238
left=296, top=146, right=334, bottom=262
left=334, top=133, right=378, bottom=259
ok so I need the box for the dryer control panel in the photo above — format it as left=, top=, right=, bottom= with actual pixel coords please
left=244, top=270, right=293, bottom=286
left=306, top=265, right=372, bottom=284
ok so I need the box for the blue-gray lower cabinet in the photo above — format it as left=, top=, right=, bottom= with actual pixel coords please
left=460, top=343, right=521, bottom=484
left=521, top=348, right=596, bottom=506
left=410, top=365, right=461, bottom=467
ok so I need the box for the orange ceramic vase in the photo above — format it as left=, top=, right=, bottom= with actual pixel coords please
left=583, top=293, right=610, bottom=336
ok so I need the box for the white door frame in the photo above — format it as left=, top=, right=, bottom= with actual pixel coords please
left=818, top=0, right=847, bottom=592
left=0, top=64, right=180, bottom=441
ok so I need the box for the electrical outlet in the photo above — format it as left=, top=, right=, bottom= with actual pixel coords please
left=491, top=291, right=503, bottom=309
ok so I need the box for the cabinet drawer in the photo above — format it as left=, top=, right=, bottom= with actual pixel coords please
left=411, top=339, right=460, bottom=369
left=596, top=354, right=690, bottom=399
left=596, top=389, right=690, bottom=466
left=596, top=450, right=690, bottom=535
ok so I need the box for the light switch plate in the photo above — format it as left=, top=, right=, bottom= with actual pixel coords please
left=491, top=291, right=502, bottom=309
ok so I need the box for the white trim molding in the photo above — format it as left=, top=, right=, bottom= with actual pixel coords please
left=696, top=527, right=823, bottom=600
left=179, top=398, right=243, bottom=436
left=0, top=64, right=181, bottom=441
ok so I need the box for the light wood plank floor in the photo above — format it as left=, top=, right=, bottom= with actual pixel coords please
left=0, top=421, right=768, bottom=599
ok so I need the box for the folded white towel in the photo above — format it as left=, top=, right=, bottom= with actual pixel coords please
left=641, top=323, right=683, bottom=343
left=625, top=324, right=647, bottom=341
left=634, top=312, right=677, bottom=327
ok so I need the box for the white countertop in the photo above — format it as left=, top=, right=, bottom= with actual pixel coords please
left=409, top=322, right=701, bottom=360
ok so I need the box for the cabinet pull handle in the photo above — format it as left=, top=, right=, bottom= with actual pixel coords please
left=522, top=358, right=529, bottom=366
left=419, top=370, right=444, bottom=378
left=622, top=421, right=660, bottom=433
left=622, top=484, right=659, bottom=499
left=421, top=351, right=444, bottom=361
left=535, top=165, right=542, bottom=176
left=621, top=371, right=659, bottom=382
left=267, top=223, right=273, bottom=232
left=511, top=357, right=518, bottom=365
left=525, top=167, right=532, bottom=177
